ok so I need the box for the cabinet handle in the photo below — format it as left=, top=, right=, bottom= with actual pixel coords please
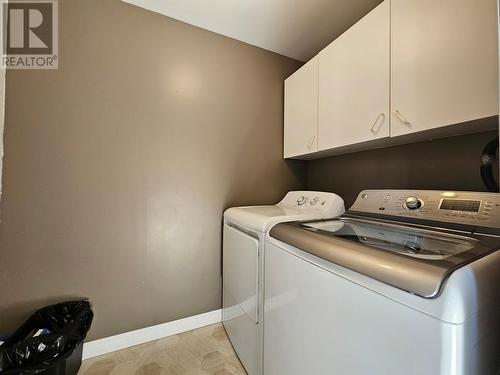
left=370, top=113, right=386, bottom=134
left=394, top=110, right=411, bottom=125
left=307, top=135, right=316, bottom=150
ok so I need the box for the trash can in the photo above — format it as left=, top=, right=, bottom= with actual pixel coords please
left=0, top=300, right=93, bottom=375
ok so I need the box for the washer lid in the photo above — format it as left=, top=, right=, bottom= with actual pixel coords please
left=270, top=217, right=500, bottom=298
left=306, top=218, right=477, bottom=260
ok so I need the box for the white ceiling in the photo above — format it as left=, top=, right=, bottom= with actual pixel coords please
left=122, top=0, right=382, bottom=62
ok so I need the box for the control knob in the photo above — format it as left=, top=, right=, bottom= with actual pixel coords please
left=297, top=196, right=307, bottom=206
left=404, top=196, right=422, bottom=210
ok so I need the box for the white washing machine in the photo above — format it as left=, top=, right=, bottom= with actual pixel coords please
left=222, top=191, right=345, bottom=375
left=264, top=190, right=500, bottom=375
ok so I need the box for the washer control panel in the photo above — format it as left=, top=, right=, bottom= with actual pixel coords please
left=350, top=190, right=500, bottom=228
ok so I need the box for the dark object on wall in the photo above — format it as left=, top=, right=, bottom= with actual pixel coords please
left=480, top=137, right=499, bottom=192
left=0, top=300, right=93, bottom=375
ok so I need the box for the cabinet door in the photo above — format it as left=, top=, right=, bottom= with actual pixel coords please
left=391, top=0, right=499, bottom=137
left=318, top=0, right=390, bottom=151
left=284, top=57, right=318, bottom=158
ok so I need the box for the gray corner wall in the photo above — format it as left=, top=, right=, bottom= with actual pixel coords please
left=0, top=0, right=305, bottom=340
left=307, top=130, right=499, bottom=207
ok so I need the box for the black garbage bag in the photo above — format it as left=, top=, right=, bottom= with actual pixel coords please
left=0, top=300, right=93, bottom=374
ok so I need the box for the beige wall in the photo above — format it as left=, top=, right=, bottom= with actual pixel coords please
left=0, top=0, right=304, bottom=340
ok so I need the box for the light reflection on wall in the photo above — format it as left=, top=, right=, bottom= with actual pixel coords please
left=166, top=66, right=201, bottom=99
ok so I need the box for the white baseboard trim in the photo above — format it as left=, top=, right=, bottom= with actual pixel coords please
left=82, top=309, right=222, bottom=360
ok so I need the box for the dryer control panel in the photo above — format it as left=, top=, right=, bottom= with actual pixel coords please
left=277, top=191, right=345, bottom=218
left=350, top=190, right=500, bottom=229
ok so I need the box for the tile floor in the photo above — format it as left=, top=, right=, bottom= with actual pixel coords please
left=78, top=324, right=247, bottom=375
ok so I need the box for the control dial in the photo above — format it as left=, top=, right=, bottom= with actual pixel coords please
left=404, top=196, right=423, bottom=210
left=297, top=196, right=307, bottom=206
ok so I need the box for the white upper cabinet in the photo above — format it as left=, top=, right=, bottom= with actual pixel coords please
left=318, top=0, right=390, bottom=150
left=284, top=57, right=318, bottom=158
left=283, top=0, right=499, bottom=159
left=391, top=0, right=499, bottom=137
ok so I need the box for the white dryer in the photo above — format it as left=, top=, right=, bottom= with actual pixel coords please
left=222, top=191, right=345, bottom=375
left=265, top=190, right=500, bottom=375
